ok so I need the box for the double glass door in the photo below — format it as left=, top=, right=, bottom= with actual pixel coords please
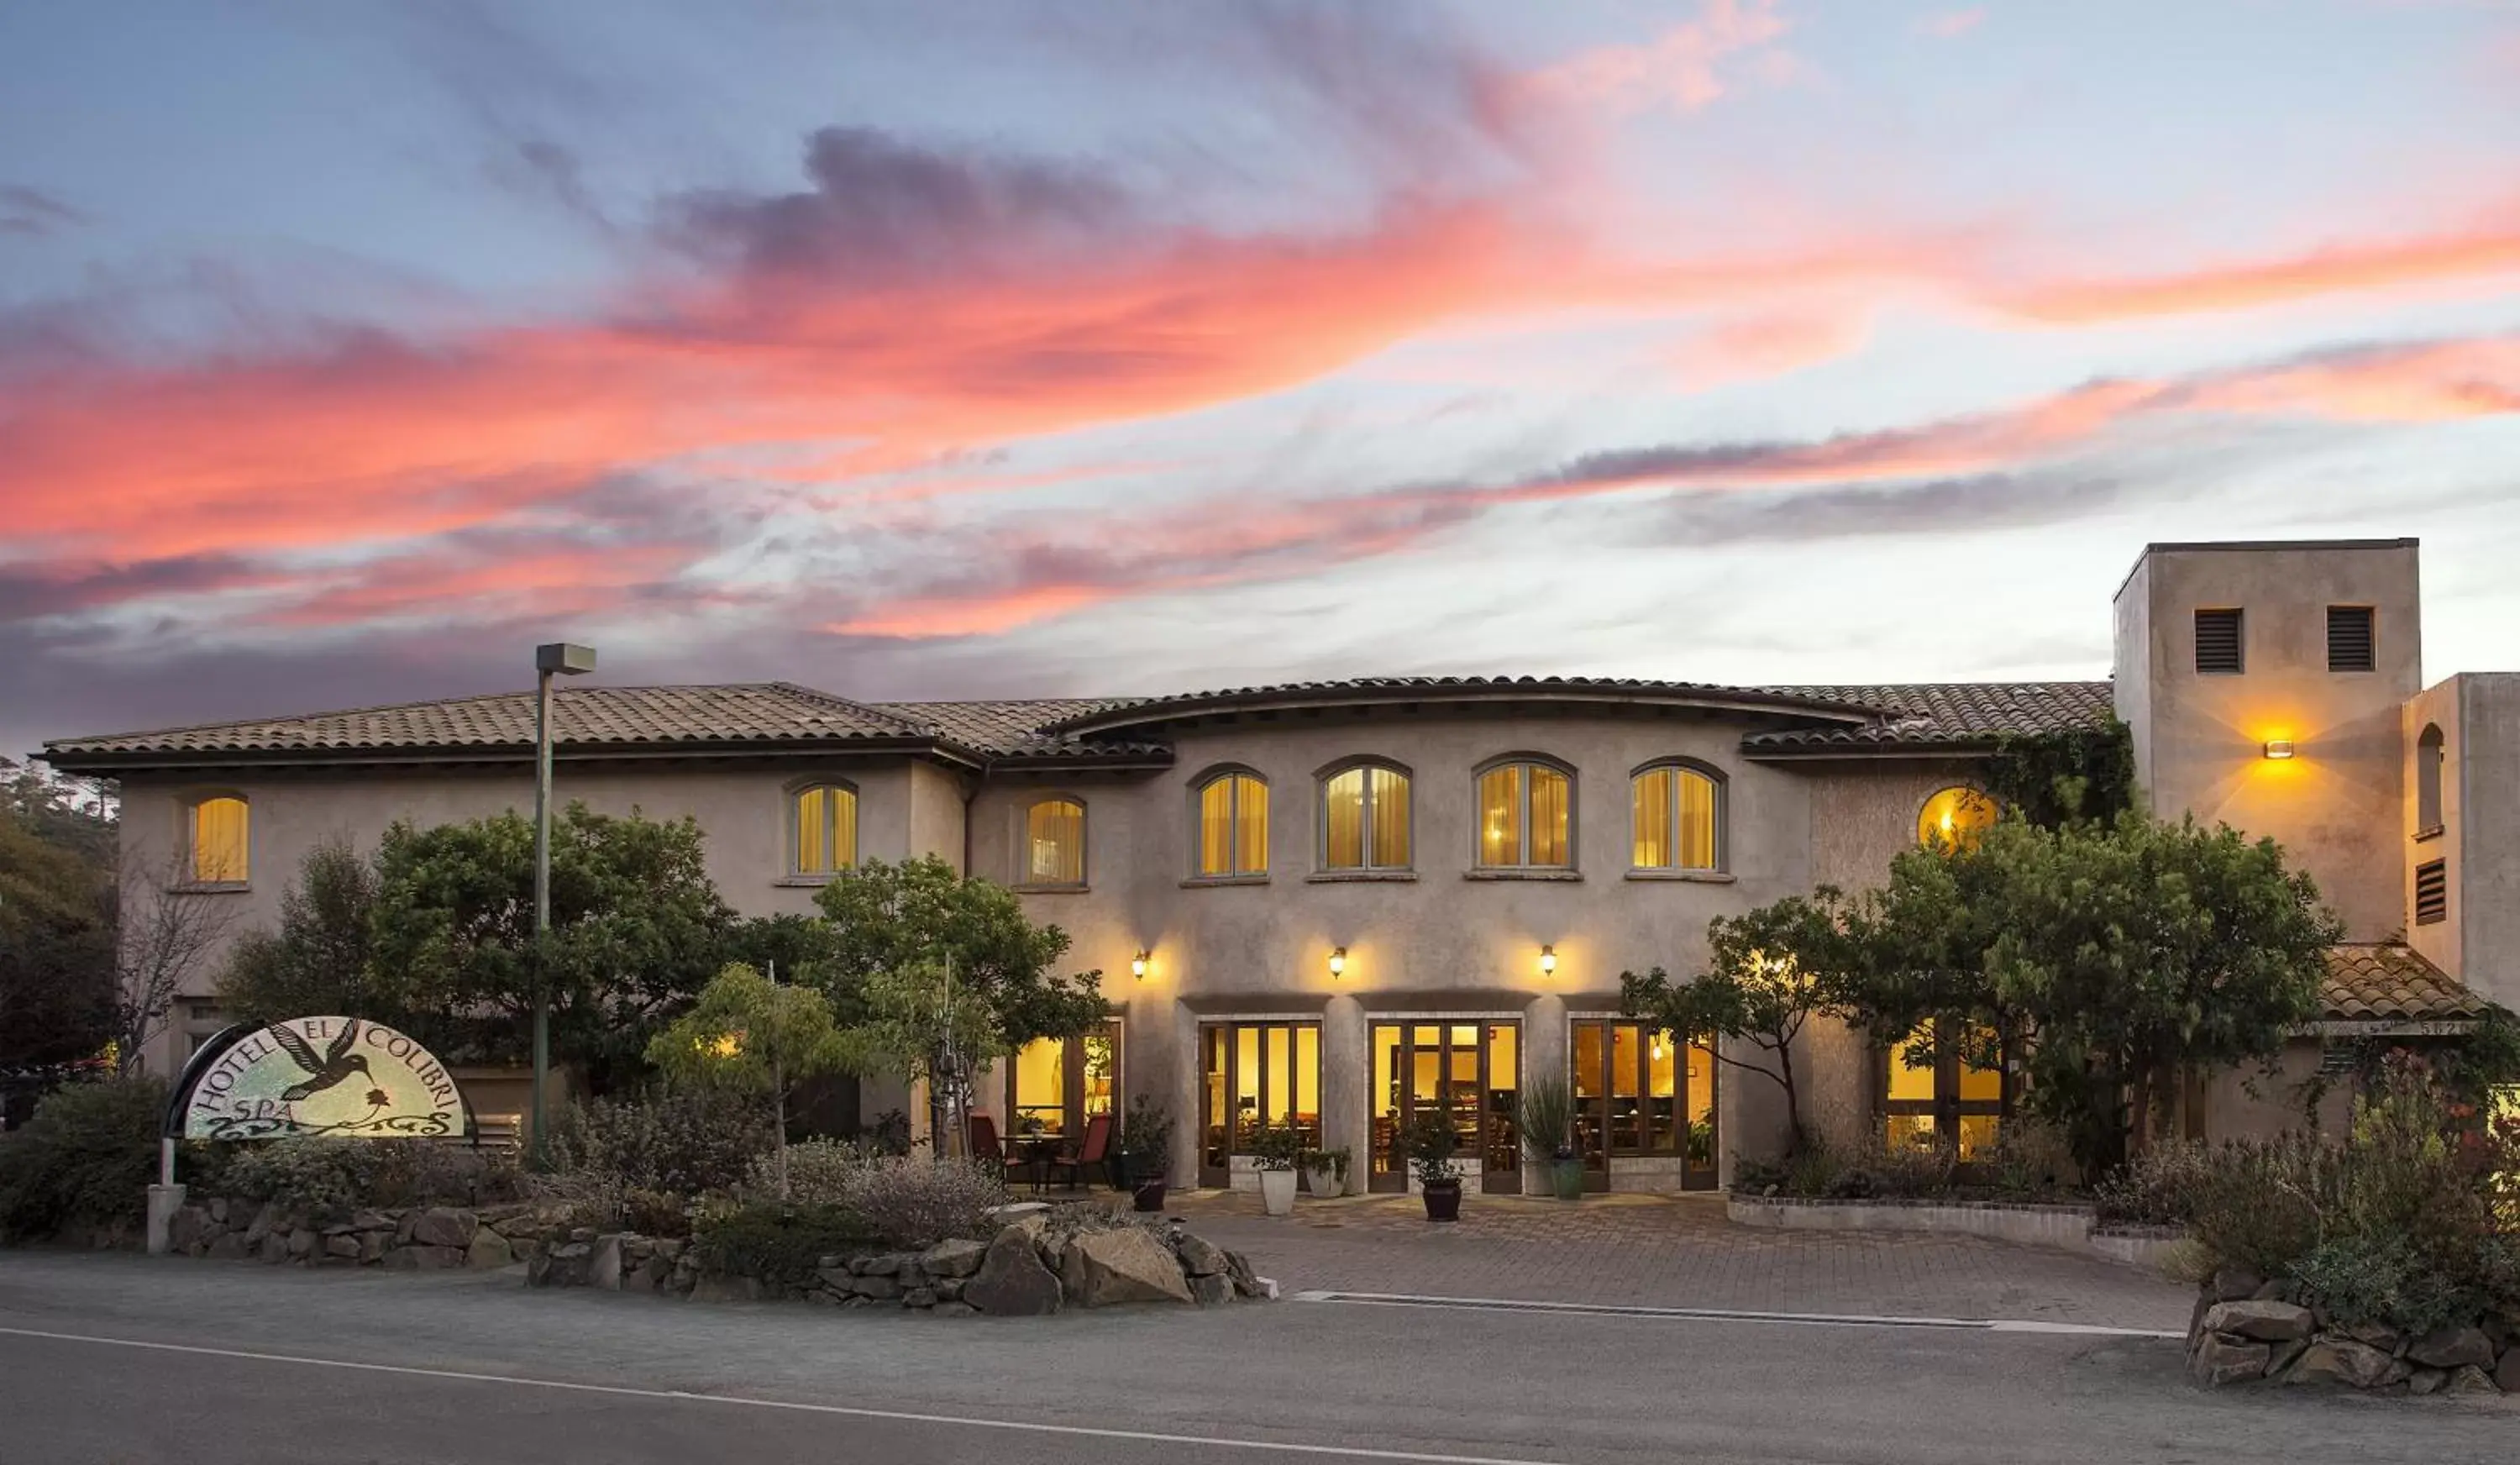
left=1368, top=1022, right=1520, bottom=1193
left=1570, top=1021, right=1718, bottom=1190
left=1198, top=1022, right=1321, bottom=1188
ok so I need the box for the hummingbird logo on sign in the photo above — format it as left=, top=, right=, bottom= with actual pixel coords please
left=267, top=1020, right=374, bottom=1102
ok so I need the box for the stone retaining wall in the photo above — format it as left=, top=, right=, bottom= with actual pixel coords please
left=1726, top=1194, right=2182, bottom=1268
left=2184, top=1268, right=2517, bottom=1395
left=163, top=1196, right=553, bottom=1270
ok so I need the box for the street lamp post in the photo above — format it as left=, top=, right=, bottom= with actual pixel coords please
left=530, top=642, right=596, bottom=1162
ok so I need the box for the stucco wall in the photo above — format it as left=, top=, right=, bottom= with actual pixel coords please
left=2113, top=542, right=2420, bottom=939
left=2404, top=678, right=2465, bottom=984
left=2429, top=675, right=2520, bottom=1009
left=2199, top=1040, right=2351, bottom=1141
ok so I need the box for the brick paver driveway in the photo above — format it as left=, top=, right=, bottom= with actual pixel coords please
left=1165, top=1189, right=2192, bottom=1332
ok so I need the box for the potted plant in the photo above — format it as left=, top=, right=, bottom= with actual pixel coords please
left=1119, top=1094, right=1174, bottom=1212
left=1252, top=1121, right=1304, bottom=1216
left=1518, top=1075, right=1584, bottom=1201
left=1407, top=1111, right=1463, bottom=1221
left=1300, top=1144, right=1352, bottom=1199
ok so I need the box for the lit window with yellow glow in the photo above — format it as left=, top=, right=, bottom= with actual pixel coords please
left=1879, top=1021, right=2004, bottom=1159
left=1631, top=764, right=1720, bottom=871
left=1023, top=797, right=1085, bottom=885
left=1476, top=760, right=1572, bottom=869
left=1321, top=763, right=1410, bottom=871
left=1917, top=787, right=1997, bottom=851
left=1194, top=771, right=1268, bottom=878
left=186, top=795, right=249, bottom=885
left=790, top=783, right=858, bottom=877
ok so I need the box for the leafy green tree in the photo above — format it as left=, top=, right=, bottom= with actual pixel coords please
left=215, top=838, right=389, bottom=1028
left=1621, top=887, right=1864, bottom=1151
left=830, top=960, right=1005, bottom=1158
left=0, top=807, right=116, bottom=1069
left=811, top=853, right=1105, bottom=1068
left=366, top=803, right=735, bottom=1082
left=646, top=964, right=848, bottom=1199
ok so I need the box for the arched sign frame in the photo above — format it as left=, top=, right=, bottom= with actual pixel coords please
left=165, top=1016, right=473, bottom=1143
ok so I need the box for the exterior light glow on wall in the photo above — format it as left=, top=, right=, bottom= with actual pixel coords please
left=1328, top=946, right=1347, bottom=979
left=1131, top=949, right=1149, bottom=980
left=1538, top=944, right=1557, bottom=977
left=2263, top=739, right=2297, bottom=759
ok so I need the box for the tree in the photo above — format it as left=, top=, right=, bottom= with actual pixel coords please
left=1984, top=811, right=2339, bottom=1172
left=829, top=960, right=1004, bottom=1161
left=0, top=806, right=116, bottom=1070
left=215, top=838, right=388, bottom=1029
left=1620, top=887, right=1863, bottom=1152
left=811, top=857, right=1105, bottom=1148
left=111, top=847, right=239, bottom=1074
left=366, top=803, right=735, bottom=1083
left=645, top=964, right=848, bottom=1199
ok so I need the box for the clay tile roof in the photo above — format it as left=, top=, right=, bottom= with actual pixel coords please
left=1040, top=675, right=1884, bottom=738
left=2319, top=944, right=2488, bottom=1023
left=1740, top=681, right=2116, bottom=752
left=44, top=683, right=932, bottom=761
left=869, top=698, right=1172, bottom=762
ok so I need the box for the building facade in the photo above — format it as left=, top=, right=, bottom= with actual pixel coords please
left=44, top=539, right=2515, bottom=1188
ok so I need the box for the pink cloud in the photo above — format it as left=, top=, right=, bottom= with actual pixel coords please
left=1667, top=305, right=1874, bottom=387
left=1919, top=9, right=1988, bottom=39
left=1530, top=1, right=1792, bottom=114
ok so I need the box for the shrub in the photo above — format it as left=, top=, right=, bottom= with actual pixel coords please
left=2092, top=1140, right=2220, bottom=1227
left=691, top=1201, right=878, bottom=1286
left=542, top=1088, right=773, bottom=1196
left=1824, top=1134, right=1956, bottom=1200
left=836, top=1156, right=1008, bottom=1247
left=743, top=1137, right=885, bottom=1208
left=0, top=1078, right=165, bottom=1242
left=1982, top=1117, right=2082, bottom=1200
left=2291, top=1231, right=2481, bottom=1336
left=219, top=1138, right=528, bottom=1216
left=1118, top=1095, right=1173, bottom=1173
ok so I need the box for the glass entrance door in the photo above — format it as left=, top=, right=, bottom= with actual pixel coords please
left=1368, top=1021, right=1520, bottom=1193
left=1571, top=1020, right=1718, bottom=1191
left=1198, top=1022, right=1321, bottom=1189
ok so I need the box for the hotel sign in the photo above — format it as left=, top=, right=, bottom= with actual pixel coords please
left=178, top=1016, right=469, bottom=1141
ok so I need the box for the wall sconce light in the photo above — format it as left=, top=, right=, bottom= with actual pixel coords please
left=1327, top=946, right=1347, bottom=979
left=1130, top=949, right=1148, bottom=980
left=1538, top=943, right=1557, bottom=977
left=2263, top=739, right=2297, bottom=760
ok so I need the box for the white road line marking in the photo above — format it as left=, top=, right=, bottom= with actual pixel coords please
left=0, top=1325, right=1566, bottom=1465
left=1289, top=1291, right=2181, bottom=1339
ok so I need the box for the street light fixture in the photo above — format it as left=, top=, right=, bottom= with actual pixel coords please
left=531, top=642, right=596, bottom=1161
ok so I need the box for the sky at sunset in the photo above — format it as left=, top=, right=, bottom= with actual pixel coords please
left=4, top=1, right=2517, bottom=756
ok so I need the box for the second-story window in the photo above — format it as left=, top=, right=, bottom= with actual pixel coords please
left=184, top=794, right=250, bottom=886
left=1320, top=761, right=1410, bottom=871
left=1631, top=763, right=1721, bottom=872
left=1024, top=796, right=1085, bottom=886
left=1195, top=770, right=1269, bottom=878
left=1476, top=759, right=1572, bottom=869
left=790, top=782, right=858, bottom=878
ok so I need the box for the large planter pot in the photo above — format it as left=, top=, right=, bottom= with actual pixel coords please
left=1131, top=1177, right=1168, bottom=1213
left=1304, top=1162, right=1344, bottom=1198
left=1551, top=1156, right=1584, bottom=1201
left=1258, top=1168, right=1299, bottom=1216
left=1421, top=1179, right=1463, bottom=1222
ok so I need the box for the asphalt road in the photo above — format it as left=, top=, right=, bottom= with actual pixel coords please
left=1, top=1252, right=2511, bottom=1465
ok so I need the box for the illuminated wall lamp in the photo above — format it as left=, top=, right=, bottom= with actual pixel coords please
left=1327, top=946, right=1347, bottom=979
left=1130, top=949, right=1149, bottom=980
left=1538, top=943, right=1557, bottom=977
left=2263, top=739, right=2297, bottom=760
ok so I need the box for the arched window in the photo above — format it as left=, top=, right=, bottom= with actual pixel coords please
left=1320, top=760, right=1410, bottom=871
left=183, top=794, right=249, bottom=885
left=2417, top=724, right=2445, bottom=833
left=1918, top=787, right=1997, bottom=851
left=1475, top=758, right=1572, bottom=869
left=790, top=782, right=858, bottom=877
left=1194, top=769, right=1269, bottom=878
left=1631, top=763, right=1722, bottom=872
left=1023, top=796, right=1086, bottom=886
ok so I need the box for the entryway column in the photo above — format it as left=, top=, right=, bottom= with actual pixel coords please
left=1520, top=993, right=1567, bottom=1195
left=1320, top=993, right=1368, bottom=1196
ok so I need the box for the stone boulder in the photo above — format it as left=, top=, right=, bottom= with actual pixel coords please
left=168, top=1205, right=211, bottom=1255
left=588, top=1235, right=625, bottom=1289
left=204, top=1233, right=249, bottom=1262
left=1175, top=1234, right=1228, bottom=1278
left=2199, top=1300, right=2314, bottom=1342
left=1190, top=1272, right=1233, bottom=1307
left=2191, top=1333, right=2271, bottom=1386
left=921, top=1239, right=987, bottom=1279
left=2444, top=1364, right=2502, bottom=1396
left=963, top=1226, right=1062, bottom=1316
left=412, top=1208, right=477, bottom=1250
left=1060, top=1227, right=1194, bottom=1308
left=2284, top=1339, right=2404, bottom=1390
left=466, top=1228, right=514, bottom=1270
left=323, top=1234, right=362, bottom=1261
left=2209, top=1264, right=2266, bottom=1302
left=2497, top=1348, right=2520, bottom=1395
left=2407, top=1326, right=2495, bottom=1370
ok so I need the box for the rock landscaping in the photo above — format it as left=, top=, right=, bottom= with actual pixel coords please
left=164, top=1195, right=1267, bottom=1318
left=2183, top=1268, right=2520, bottom=1396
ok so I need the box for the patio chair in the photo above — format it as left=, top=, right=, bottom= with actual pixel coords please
left=1042, top=1112, right=1112, bottom=1192
left=967, top=1114, right=1012, bottom=1178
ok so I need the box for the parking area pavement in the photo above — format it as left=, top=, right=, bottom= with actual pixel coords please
left=1166, top=1189, right=2195, bottom=1331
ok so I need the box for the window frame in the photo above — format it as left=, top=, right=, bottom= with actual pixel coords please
left=1188, top=765, right=1271, bottom=882
left=2415, top=723, right=2445, bottom=838
left=1567, top=1018, right=1719, bottom=1189
left=1874, top=1021, right=2008, bottom=1161
left=1198, top=1020, right=1323, bottom=1187
left=1015, top=792, right=1089, bottom=890
left=784, top=778, right=859, bottom=881
left=1471, top=754, right=1578, bottom=872
left=1626, top=758, right=1727, bottom=874
left=1315, top=756, right=1414, bottom=874
left=1001, top=1019, right=1122, bottom=1138
left=177, top=790, right=252, bottom=890
left=1917, top=785, right=1998, bottom=851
